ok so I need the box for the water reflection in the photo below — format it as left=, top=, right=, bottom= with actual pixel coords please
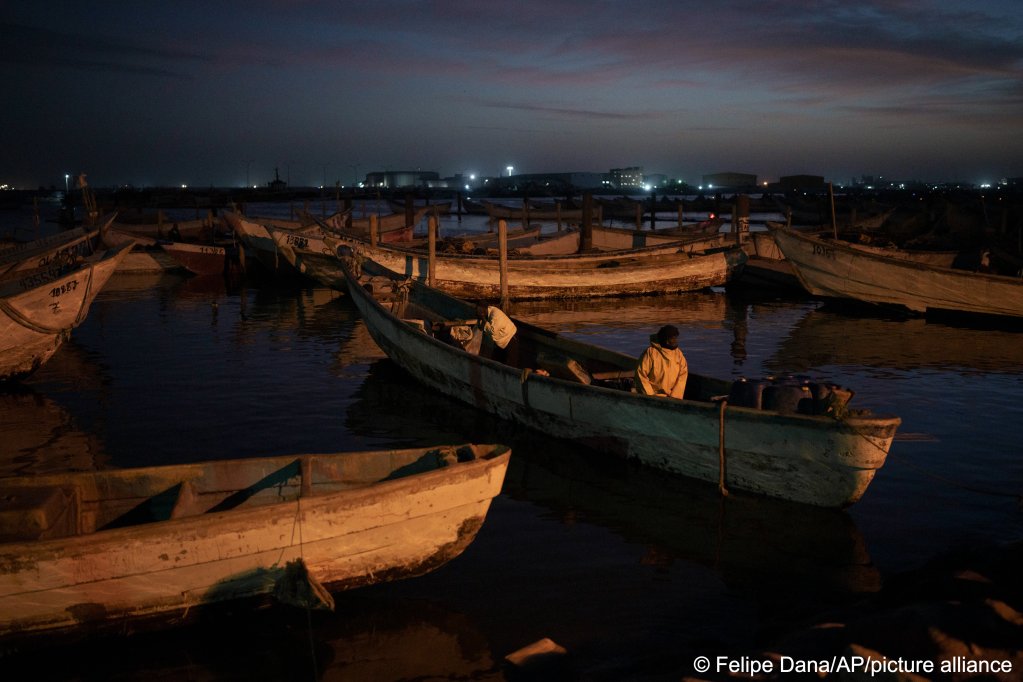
left=347, top=359, right=880, bottom=613
left=0, top=387, right=107, bottom=476
left=771, top=305, right=1023, bottom=374
left=2, top=595, right=500, bottom=681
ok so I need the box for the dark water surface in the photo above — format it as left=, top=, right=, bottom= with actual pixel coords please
left=2, top=203, right=1022, bottom=680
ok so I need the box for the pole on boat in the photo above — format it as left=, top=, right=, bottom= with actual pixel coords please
left=344, top=196, right=353, bottom=229
left=369, top=214, right=378, bottom=247
left=404, top=193, right=414, bottom=229
left=736, top=194, right=750, bottom=246
left=498, top=219, right=509, bottom=308
left=428, top=215, right=437, bottom=288
left=828, top=182, right=838, bottom=239
left=580, top=193, right=593, bottom=252
left=522, top=197, right=530, bottom=232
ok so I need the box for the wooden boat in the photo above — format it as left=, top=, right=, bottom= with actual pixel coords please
left=519, top=221, right=725, bottom=256
left=772, top=226, right=1023, bottom=319
left=338, top=254, right=901, bottom=507
left=0, top=443, right=510, bottom=641
left=107, top=210, right=215, bottom=242
left=223, top=210, right=323, bottom=275
left=0, top=242, right=135, bottom=381
left=0, top=226, right=102, bottom=278
left=345, top=206, right=432, bottom=241
left=326, top=229, right=745, bottom=301
left=270, top=226, right=347, bottom=290
left=159, top=241, right=234, bottom=276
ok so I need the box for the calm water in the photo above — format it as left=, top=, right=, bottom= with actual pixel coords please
left=2, top=201, right=1022, bottom=680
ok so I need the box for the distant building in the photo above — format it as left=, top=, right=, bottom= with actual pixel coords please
left=778, top=174, right=826, bottom=191
left=489, top=172, right=606, bottom=193
left=609, top=167, right=644, bottom=189
left=701, top=172, right=757, bottom=190
left=364, top=170, right=440, bottom=189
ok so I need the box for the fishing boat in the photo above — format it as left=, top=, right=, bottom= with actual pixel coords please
left=107, top=210, right=215, bottom=242
left=0, top=215, right=117, bottom=278
left=0, top=242, right=135, bottom=382
left=223, top=210, right=324, bottom=275
left=0, top=443, right=510, bottom=642
left=338, top=253, right=901, bottom=508
left=159, top=240, right=235, bottom=276
left=518, top=220, right=725, bottom=256
left=326, top=230, right=745, bottom=300
left=772, top=226, right=1023, bottom=319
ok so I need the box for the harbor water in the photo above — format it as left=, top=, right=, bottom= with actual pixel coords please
left=2, top=199, right=1022, bottom=680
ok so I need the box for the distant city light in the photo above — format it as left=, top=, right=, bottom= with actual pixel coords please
left=181, top=184, right=188, bottom=189
left=506, top=165, right=514, bottom=177
left=64, top=173, right=69, bottom=193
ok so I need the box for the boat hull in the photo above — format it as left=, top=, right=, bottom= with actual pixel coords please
left=334, top=237, right=745, bottom=300
left=342, top=259, right=899, bottom=508
left=773, top=227, right=1023, bottom=318
left=0, top=445, right=509, bottom=640
left=0, top=243, right=134, bottom=381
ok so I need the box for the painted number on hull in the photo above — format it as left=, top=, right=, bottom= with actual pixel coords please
left=812, top=243, right=835, bottom=259
left=50, top=279, right=79, bottom=297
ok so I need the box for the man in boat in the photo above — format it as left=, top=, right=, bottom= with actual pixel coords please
left=475, top=301, right=518, bottom=365
left=634, top=325, right=688, bottom=399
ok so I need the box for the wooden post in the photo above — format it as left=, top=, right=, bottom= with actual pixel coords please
left=498, top=219, right=509, bottom=308
left=404, top=193, right=414, bottom=230
left=649, top=194, right=656, bottom=230
left=369, top=214, right=378, bottom=247
left=828, top=182, right=837, bottom=239
left=343, top=197, right=353, bottom=229
left=677, top=203, right=684, bottom=228
left=428, top=215, right=437, bottom=287
left=736, top=194, right=750, bottom=245
left=456, top=191, right=463, bottom=222
left=580, top=193, right=593, bottom=253
left=634, top=201, right=642, bottom=230
left=555, top=202, right=562, bottom=231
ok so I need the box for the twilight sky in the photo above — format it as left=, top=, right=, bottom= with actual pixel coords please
left=3, top=0, right=1022, bottom=189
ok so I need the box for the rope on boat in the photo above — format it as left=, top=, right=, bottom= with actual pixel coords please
left=0, top=298, right=73, bottom=335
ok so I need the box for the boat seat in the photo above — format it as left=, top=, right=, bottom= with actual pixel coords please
left=0, top=485, right=81, bottom=542
left=536, top=350, right=592, bottom=384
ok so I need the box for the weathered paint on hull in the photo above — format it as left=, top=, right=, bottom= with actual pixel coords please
left=774, top=227, right=1023, bottom=318
left=160, top=243, right=228, bottom=276
left=0, top=243, right=133, bottom=381
left=344, top=263, right=899, bottom=508
left=0, top=446, right=509, bottom=640
left=339, top=240, right=746, bottom=300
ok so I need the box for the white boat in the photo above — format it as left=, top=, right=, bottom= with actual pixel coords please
left=338, top=252, right=901, bottom=507
left=0, top=443, right=510, bottom=641
left=325, top=230, right=745, bottom=301
left=0, top=242, right=135, bottom=382
left=772, top=226, right=1023, bottom=319
left=0, top=215, right=117, bottom=278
